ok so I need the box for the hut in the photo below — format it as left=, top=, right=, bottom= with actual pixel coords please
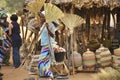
left=45, top=0, right=120, bottom=72
left=20, top=0, right=120, bottom=76
left=48, top=0, right=120, bottom=52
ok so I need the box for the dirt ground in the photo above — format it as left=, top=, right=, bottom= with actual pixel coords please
left=0, top=54, right=99, bottom=80
left=1, top=65, right=99, bottom=80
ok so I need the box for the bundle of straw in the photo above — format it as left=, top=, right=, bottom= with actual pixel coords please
left=61, top=14, right=84, bottom=32
left=26, top=0, right=45, bottom=14
left=98, top=67, right=120, bottom=80
left=44, top=3, right=64, bottom=23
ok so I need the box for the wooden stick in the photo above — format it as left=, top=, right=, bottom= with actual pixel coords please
left=66, top=28, right=71, bottom=74
left=63, top=62, right=69, bottom=74
left=27, top=31, right=33, bottom=41
left=20, top=35, right=36, bottom=67
left=21, top=17, right=25, bottom=43
left=71, top=32, right=75, bottom=75
left=24, top=13, right=29, bottom=41
left=20, top=26, right=45, bottom=67
left=24, top=26, right=28, bottom=41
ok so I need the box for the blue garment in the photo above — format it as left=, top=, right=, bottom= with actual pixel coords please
left=0, top=53, right=4, bottom=66
left=38, top=47, right=53, bottom=78
left=38, top=22, right=58, bottom=78
left=11, top=22, right=22, bottom=47
left=11, top=21, right=21, bottom=68
left=40, top=22, right=57, bottom=46
left=13, top=47, right=21, bottom=68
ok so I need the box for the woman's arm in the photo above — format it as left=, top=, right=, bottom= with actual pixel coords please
left=8, top=23, right=13, bottom=36
left=45, top=22, right=54, bottom=38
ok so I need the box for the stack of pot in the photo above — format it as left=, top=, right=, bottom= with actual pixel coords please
left=96, top=44, right=112, bottom=67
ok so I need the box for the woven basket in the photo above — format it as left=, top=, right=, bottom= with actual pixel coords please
left=114, top=47, right=120, bottom=56
left=71, top=51, right=82, bottom=67
left=96, top=44, right=112, bottom=67
left=27, top=19, right=39, bottom=33
left=83, top=48, right=96, bottom=68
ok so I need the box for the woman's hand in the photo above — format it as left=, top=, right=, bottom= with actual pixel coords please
left=45, top=22, right=49, bottom=29
left=54, top=45, right=66, bottom=53
left=45, top=22, right=54, bottom=37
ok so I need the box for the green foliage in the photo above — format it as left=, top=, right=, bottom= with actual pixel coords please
left=5, top=0, right=25, bottom=13
left=0, top=0, right=25, bottom=13
left=0, top=0, right=6, bottom=8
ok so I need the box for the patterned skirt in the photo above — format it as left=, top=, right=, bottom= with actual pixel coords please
left=0, top=53, right=4, bottom=66
left=38, top=46, right=53, bottom=78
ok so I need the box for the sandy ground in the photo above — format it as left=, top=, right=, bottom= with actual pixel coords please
left=0, top=53, right=99, bottom=80
left=1, top=65, right=99, bottom=80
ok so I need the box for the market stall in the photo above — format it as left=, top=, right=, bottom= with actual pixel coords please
left=17, top=0, right=120, bottom=79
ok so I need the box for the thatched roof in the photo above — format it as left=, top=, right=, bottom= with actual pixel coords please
left=24, top=0, right=120, bottom=17
left=25, top=0, right=120, bottom=9
left=50, top=0, right=72, bottom=4
left=72, top=0, right=120, bottom=9
left=25, top=0, right=72, bottom=4
left=25, top=0, right=35, bottom=4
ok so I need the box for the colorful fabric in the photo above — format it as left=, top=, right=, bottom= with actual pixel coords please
left=0, top=28, right=5, bottom=40
left=0, top=10, right=8, bottom=18
left=38, top=46, right=53, bottom=78
left=0, top=53, right=4, bottom=66
left=0, top=39, right=11, bottom=54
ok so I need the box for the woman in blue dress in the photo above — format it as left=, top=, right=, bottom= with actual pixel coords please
left=8, top=14, right=22, bottom=68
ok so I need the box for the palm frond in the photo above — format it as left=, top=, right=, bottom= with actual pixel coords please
left=61, top=14, right=85, bottom=30
left=26, top=0, right=45, bottom=14
left=44, top=3, right=64, bottom=23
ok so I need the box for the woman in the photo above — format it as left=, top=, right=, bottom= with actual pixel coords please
left=38, top=12, right=59, bottom=79
left=8, top=14, right=22, bottom=68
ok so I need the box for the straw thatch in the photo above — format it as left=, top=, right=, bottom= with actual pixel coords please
left=44, top=3, right=64, bottom=23
left=72, top=0, right=120, bottom=9
left=49, top=0, right=72, bottom=4
left=25, top=0, right=120, bottom=8
left=47, top=0, right=120, bottom=8
left=26, top=0, right=45, bottom=14
left=61, top=14, right=84, bottom=30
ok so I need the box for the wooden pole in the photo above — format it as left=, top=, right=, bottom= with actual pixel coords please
left=102, top=14, right=107, bottom=41
left=27, top=31, right=33, bottom=41
left=86, top=9, right=90, bottom=41
left=24, top=26, right=28, bottom=40
left=21, top=16, right=25, bottom=43
left=66, top=28, right=71, bottom=74
left=71, top=31, right=75, bottom=75
left=106, top=7, right=110, bottom=39
left=24, top=13, right=29, bottom=41
left=20, top=26, right=45, bottom=67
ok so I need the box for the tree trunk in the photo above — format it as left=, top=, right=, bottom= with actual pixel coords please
left=101, top=14, right=107, bottom=41
left=106, top=8, right=110, bottom=39
left=86, top=9, right=90, bottom=41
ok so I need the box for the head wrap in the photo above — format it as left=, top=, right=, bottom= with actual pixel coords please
left=41, top=11, right=45, bottom=15
left=0, top=8, right=8, bottom=19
